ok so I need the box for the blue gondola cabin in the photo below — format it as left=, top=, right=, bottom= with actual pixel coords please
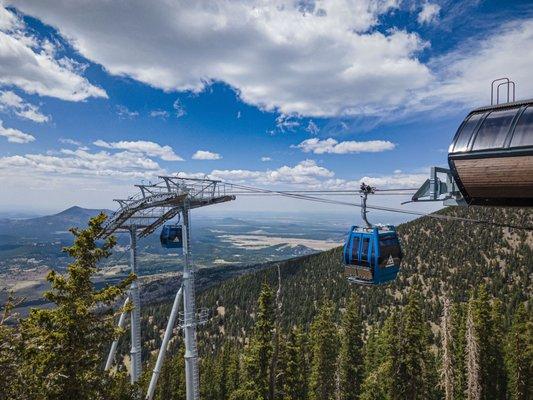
left=160, top=224, right=183, bottom=248
left=343, top=225, right=402, bottom=285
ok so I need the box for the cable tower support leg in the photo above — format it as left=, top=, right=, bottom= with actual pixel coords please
left=146, top=285, right=183, bottom=400
left=105, top=296, right=130, bottom=371
left=181, top=206, right=200, bottom=400
left=129, top=226, right=142, bottom=383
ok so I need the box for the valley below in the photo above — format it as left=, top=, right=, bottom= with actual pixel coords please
left=0, top=206, right=345, bottom=314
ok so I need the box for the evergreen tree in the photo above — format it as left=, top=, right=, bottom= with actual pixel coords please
left=359, top=362, right=391, bottom=400
left=441, top=297, right=455, bottom=400
left=272, top=331, right=287, bottom=400
left=505, top=304, right=532, bottom=400
left=229, top=388, right=261, bottom=400
left=359, top=316, right=396, bottom=400
left=226, top=345, right=241, bottom=397
left=269, top=265, right=283, bottom=400
left=283, top=327, right=308, bottom=400
left=239, top=283, right=275, bottom=399
left=0, top=296, right=25, bottom=399
left=339, top=294, right=364, bottom=400
left=309, top=300, right=339, bottom=400
left=200, top=355, right=218, bottom=400
left=451, top=302, right=468, bottom=400
left=467, top=286, right=507, bottom=400
left=489, top=299, right=507, bottom=398
left=465, top=301, right=481, bottom=400
left=155, top=347, right=186, bottom=400
left=388, top=288, right=438, bottom=400
left=19, top=213, right=134, bottom=400
left=214, top=344, right=240, bottom=400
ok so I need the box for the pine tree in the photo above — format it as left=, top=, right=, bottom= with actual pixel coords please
left=226, top=345, right=241, bottom=397
left=19, top=213, right=134, bottom=400
left=273, top=331, right=287, bottom=400
left=467, top=286, right=507, bottom=400
left=239, top=283, right=275, bottom=399
left=451, top=302, right=468, bottom=400
left=215, top=344, right=239, bottom=400
left=200, top=355, right=218, bottom=400
left=465, top=302, right=481, bottom=400
left=441, top=297, right=455, bottom=400
left=339, top=294, right=364, bottom=400
left=505, top=304, right=532, bottom=400
left=359, top=361, right=391, bottom=400
left=0, top=296, right=25, bottom=399
left=309, top=300, right=339, bottom=400
left=283, top=327, right=308, bottom=400
left=359, top=316, right=396, bottom=400
left=156, top=347, right=186, bottom=400
left=388, top=288, right=438, bottom=400
left=489, top=299, right=507, bottom=398
left=269, top=265, right=283, bottom=400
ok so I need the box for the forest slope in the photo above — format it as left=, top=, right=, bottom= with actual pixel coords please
left=143, top=206, right=532, bottom=353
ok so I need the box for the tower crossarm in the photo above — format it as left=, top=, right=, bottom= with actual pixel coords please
left=101, top=176, right=235, bottom=238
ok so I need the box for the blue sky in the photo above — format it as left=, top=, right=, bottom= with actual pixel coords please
left=0, top=0, right=532, bottom=215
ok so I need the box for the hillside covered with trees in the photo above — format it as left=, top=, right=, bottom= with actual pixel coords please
left=144, top=206, right=531, bottom=400
left=0, top=206, right=531, bottom=399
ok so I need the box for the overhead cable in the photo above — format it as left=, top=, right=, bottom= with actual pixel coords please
left=223, top=182, right=533, bottom=231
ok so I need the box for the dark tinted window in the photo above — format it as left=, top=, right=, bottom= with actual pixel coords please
left=350, top=236, right=360, bottom=262
left=361, top=238, right=369, bottom=267
left=453, top=113, right=483, bottom=152
left=378, top=236, right=401, bottom=266
left=472, top=109, right=517, bottom=150
left=379, top=237, right=399, bottom=247
left=510, top=106, right=533, bottom=147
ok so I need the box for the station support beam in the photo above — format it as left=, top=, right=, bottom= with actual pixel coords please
left=146, top=286, right=183, bottom=400
left=105, top=296, right=130, bottom=371
left=181, top=207, right=200, bottom=400
left=129, top=226, right=142, bottom=383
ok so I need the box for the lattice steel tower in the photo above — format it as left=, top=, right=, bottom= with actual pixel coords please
left=101, top=176, right=235, bottom=399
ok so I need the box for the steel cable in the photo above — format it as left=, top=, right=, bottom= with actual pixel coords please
left=222, top=182, right=533, bottom=231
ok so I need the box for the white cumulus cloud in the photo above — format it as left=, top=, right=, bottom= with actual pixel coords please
left=8, top=0, right=432, bottom=117
left=93, top=139, right=184, bottom=161
left=210, top=159, right=334, bottom=186
left=355, top=173, right=427, bottom=188
left=417, top=2, right=441, bottom=25
left=305, top=120, right=320, bottom=135
left=423, top=19, right=533, bottom=108
left=275, top=114, right=300, bottom=133
left=0, top=148, right=163, bottom=178
left=173, top=99, right=186, bottom=118
left=296, top=137, right=396, bottom=154
left=0, top=4, right=107, bottom=101
left=192, top=150, right=222, bottom=160
left=0, top=119, right=35, bottom=143
left=115, top=105, right=139, bottom=119
left=0, top=90, right=49, bottom=122
left=59, top=137, right=82, bottom=146
left=150, top=110, right=169, bottom=118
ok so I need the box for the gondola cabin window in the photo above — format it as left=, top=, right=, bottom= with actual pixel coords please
left=472, top=109, right=516, bottom=150
left=361, top=238, right=370, bottom=267
left=511, top=106, right=533, bottom=147
left=350, top=235, right=360, bottom=264
left=378, top=236, right=401, bottom=267
left=453, top=113, right=483, bottom=152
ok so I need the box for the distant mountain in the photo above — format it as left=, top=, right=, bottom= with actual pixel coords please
left=0, top=206, right=113, bottom=240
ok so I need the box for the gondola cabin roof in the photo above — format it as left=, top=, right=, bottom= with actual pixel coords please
left=449, top=98, right=533, bottom=156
